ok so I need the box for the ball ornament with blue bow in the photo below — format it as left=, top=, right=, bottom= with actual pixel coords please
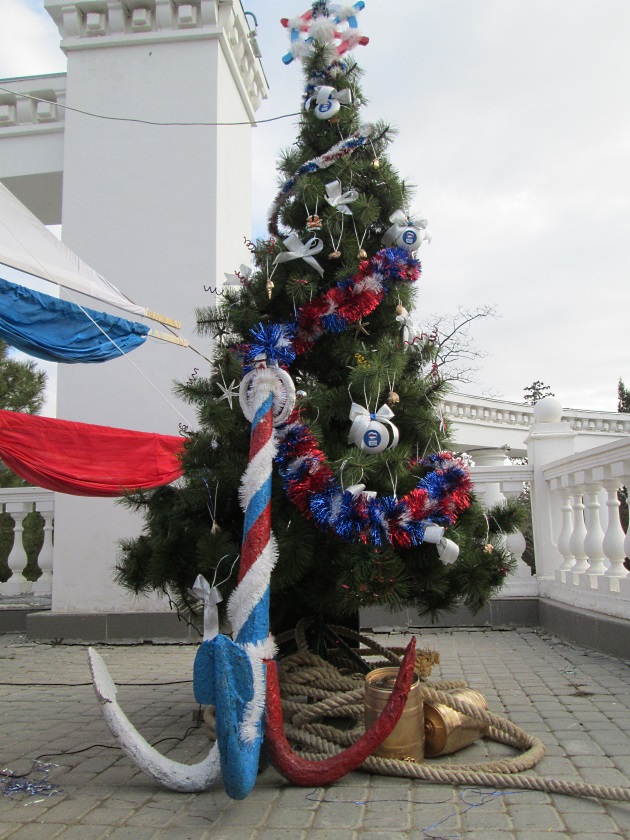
left=382, top=210, right=432, bottom=253
left=348, top=402, right=400, bottom=454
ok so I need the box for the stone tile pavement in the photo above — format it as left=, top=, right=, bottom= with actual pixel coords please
left=0, top=627, right=628, bottom=838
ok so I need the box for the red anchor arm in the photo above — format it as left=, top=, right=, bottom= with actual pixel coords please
left=264, top=637, right=416, bottom=786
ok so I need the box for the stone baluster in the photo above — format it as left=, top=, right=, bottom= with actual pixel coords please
left=602, top=480, right=629, bottom=578
left=582, top=484, right=607, bottom=576
left=557, top=491, right=575, bottom=573
left=33, top=500, right=55, bottom=595
left=473, top=448, right=509, bottom=507
left=568, top=495, right=589, bottom=575
left=3, top=502, right=31, bottom=595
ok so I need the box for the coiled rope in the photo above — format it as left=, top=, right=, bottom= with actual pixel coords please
left=204, top=621, right=630, bottom=803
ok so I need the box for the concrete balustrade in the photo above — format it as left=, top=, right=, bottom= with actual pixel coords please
left=0, top=488, right=55, bottom=597
left=542, top=436, right=630, bottom=619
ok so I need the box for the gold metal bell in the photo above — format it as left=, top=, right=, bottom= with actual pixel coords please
left=364, top=667, right=424, bottom=761
left=357, top=248, right=368, bottom=259
left=372, top=157, right=380, bottom=169
left=423, top=688, right=489, bottom=757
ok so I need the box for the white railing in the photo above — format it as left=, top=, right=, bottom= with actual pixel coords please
left=468, top=399, right=630, bottom=622
left=541, top=438, right=630, bottom=618
left=0, top=488, right=54, bottom=597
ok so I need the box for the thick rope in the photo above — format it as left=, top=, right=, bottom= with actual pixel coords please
left=204, top=623, right=630, bottom=802
left=272, top=623, right=630, bottom=803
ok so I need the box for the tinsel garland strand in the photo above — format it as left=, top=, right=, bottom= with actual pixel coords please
left=244, top=248, right=421, bottom=363
left=292, top=247, right=421, bottom=354
left=274, top=411, right=472, bottom=548
left=268, top=125, right=376, bottom=238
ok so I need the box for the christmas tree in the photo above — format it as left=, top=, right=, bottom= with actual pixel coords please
left=116, top=3, right=523, bottom=638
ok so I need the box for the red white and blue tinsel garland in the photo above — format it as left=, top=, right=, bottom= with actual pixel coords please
left=245, top=248, right=420, bottom=358
left=238, top=245, right=471, bottom=548
left=292, top=246, right=420, bottom=353
left=274, top=411, right=472, bottom=549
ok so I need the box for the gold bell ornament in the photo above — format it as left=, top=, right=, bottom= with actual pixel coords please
left=372, top=157, right=380, bottom=169
left=364, top=667, right=424, bottom=761
left=357, top=248, right=368, bottom=259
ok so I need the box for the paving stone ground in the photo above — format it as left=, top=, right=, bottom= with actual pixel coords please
left=0, top=627, right=628, bottom=838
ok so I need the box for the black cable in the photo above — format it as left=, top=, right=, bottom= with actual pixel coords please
left=0, top=87, right=300, bottom=127
left=2, top=716, right=205, bottom=778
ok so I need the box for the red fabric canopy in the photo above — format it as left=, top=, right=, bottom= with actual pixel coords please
left=0, top=409, right=185, bottom=496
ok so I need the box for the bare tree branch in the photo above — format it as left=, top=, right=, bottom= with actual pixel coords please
left=417, top=305, right=498, bottom=385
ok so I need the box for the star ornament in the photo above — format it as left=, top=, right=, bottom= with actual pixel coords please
left=350, top=318, right=370, bottom=337
left=216, top=378, right=239, bottom=409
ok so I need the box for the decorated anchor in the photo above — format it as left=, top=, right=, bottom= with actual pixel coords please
left=87, top=327, right=419, bottom=799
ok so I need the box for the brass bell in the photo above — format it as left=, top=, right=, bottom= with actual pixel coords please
left=372, top=157, right=380, bottom=169
left=357, top=248, right=368, bottom=259
left=364, top=667, right=424, bottom=761
left=424, top=688, right=489, bottom=757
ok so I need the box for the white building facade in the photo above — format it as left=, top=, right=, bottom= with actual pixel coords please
left=0, top=0, right=267, bottom=623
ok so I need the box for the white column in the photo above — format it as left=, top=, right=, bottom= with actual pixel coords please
left=569, top=494, right=589, bottom=575
left=582, top=484, right=607, bottom=577
left=602, top=480, right=629, bottom=578
left=42, top=0, right=266, bottom=613
left=32, top=500, right=55, bottom=595
left=3, top=502, right=31, bottom=596
left=525, top=397, right=578, bottom=586
left=499, top=484, right=537, bottom=596
left=557, top=489, right=575, bottom=574
left=472, top=449, right=509, bottom=507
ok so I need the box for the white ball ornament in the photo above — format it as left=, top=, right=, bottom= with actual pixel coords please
left=358, top=419, right=391, bottom=454
left=348, top=402, right=400, bottom=454
left=314, top=96, right=341, bottom=120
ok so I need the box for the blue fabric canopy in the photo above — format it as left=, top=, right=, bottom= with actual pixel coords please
left=0, top=276, right=149, bottom=363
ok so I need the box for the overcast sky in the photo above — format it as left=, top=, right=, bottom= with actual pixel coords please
left=1, top=0, right=628, bottom=411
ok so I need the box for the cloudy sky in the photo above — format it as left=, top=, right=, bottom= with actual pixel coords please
left=1, top=0, right=628, bottom=411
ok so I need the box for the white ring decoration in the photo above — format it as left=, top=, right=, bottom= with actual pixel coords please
left=239, top=366, right=296, bottom=427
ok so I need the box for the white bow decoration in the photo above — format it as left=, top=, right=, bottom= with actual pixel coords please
left=395, top=305, right=415, bottom=343
left=423, top=526, right=458, bottom=563
left=346, top=483, right=378, bottom=501
left=437, top=537, right=460, bottom=565
left=273, top=233, right=324, bottom=276
left=190, top=574, right=223, bottom=641
left=224, top=265, right=253, bottom=286
left=348, top=402, right=400, bottom=450
left=325, top=180, right=359, bottom=215
left=382, top=209, right=432, bottom=251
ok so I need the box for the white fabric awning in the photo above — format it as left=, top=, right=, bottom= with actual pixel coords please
left=0, top=182, right=179, bottom=327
